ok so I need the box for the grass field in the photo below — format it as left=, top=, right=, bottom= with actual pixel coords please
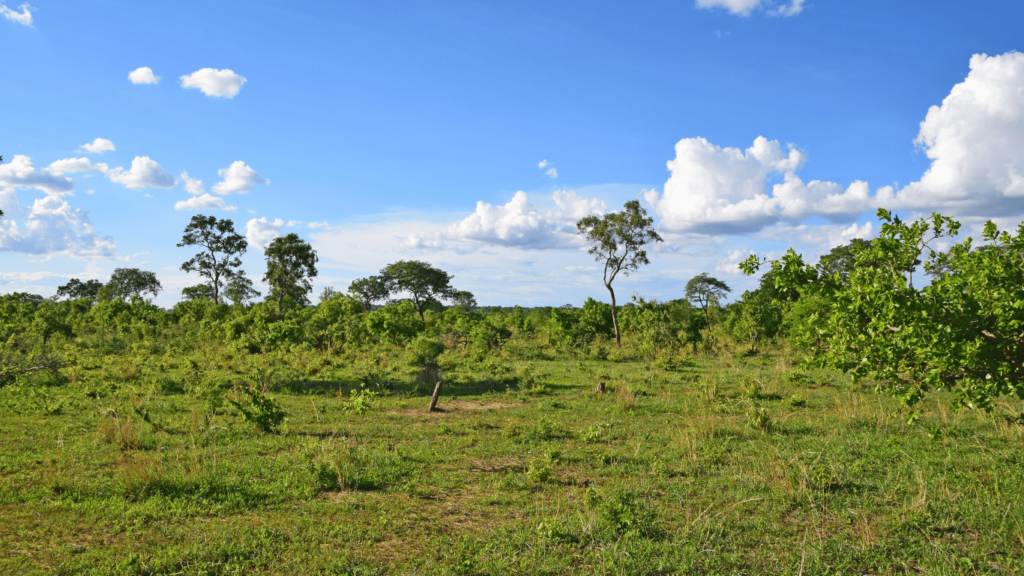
left=2, top=344, right=1023, bottom=575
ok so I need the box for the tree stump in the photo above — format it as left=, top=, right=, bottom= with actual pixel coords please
left=596, top=381, right=605, bottom=395
left=427, top=381, right=443, bottom=412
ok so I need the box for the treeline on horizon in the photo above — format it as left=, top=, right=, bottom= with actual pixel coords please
left=1, top=203, right=1022, bottom=412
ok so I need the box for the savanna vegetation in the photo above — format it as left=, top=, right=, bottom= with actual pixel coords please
left=1, top=205, right=1023, bottom=575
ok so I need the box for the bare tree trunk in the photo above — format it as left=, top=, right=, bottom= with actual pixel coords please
left=428, top=381, right=443, bottom=412
left=607, top=283, right=621, bottom=347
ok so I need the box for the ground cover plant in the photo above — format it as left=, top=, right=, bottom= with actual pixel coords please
left=1, top=210, right=1023, bottom=575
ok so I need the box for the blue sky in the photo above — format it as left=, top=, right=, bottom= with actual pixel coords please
left=3, top=0, right=1024, bottom=306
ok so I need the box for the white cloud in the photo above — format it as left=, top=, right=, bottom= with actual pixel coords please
left=79, top=138, right=116, bottom=154
left=696, top=0, right=803, bottom=17
left=174, top=193, right=237, bottom=212
left=0, top=189, right=119, bottom=259
left=646, top=136, right=878, bottom=234
left=180, top=68, right=246, bottom=98
left=107, top=156, right=175, bottom=190
left=245, top=217, right=284, bottom=249
left=128, top=67, right=160, bottom=85
left=180, top=171, right=204, bottom=195
left=884, top=52, right=1024, bottom=217
left=768, top=0, right=804, bottom=17
left=46, top=157, right=109, bottom=175
left=548, top=189, right=607, bottom=220
left=538, top=159, right=549, bottom=169
left=0, top=2, right=33, bottom=26
left=211, top=161, right=268, bottom=195
left=308, top=221, right=333, bottom=230
left=545, top=167, right=558, bottom=179
left=715, top=248, right=757, bottom=275
left=0, top=155, right=75, bottom=196
left=402, top=190, right=605, bottom=251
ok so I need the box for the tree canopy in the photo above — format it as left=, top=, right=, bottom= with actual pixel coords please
left=104, top=268, right=162, bottom=302
left=55, top=279, right=104, bottom=302
left=348, top=275, right=390, bottom=311
left=177, top=214, right=248, bottom=304
left=742, top=208, right=1024, bottom=411
left=263, top=233, right=319, bottom=312
left=380, top=260, right=457, bottom=321
left=685, top=273, right=731, bottom=326
left=576, top=200, right=663, bottom=346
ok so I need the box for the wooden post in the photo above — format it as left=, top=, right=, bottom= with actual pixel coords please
left=427, top=381, right=443, bottom=412
left=596, top=381, right=605, bottom=395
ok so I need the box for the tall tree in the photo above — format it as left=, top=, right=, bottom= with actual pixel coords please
left=576, top=200, right=663, bottom=347
left=348, top=275, right=390, bottom=311
left=177, top=214, right=248, bottom=304
left=685, top=273, right=732, bottom=326
left=105, top=268, right=162, bottom=302
left=55, top=278, right=104, bottom=302
left=263, top=233, right=318, bottom=312
left=380, top=260, right=457, bottom=321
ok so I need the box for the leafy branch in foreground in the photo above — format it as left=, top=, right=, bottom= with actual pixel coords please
left=742, top=208, right=1024, bottom=410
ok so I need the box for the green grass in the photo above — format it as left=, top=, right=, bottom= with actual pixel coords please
left=2, top=345, right=1024, bottom=575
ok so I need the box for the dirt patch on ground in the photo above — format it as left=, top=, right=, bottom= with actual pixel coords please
left=393, top=400, right=516, bottom=417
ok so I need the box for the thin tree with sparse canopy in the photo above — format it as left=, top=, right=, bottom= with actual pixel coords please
left=576, top=200, right=663, bottom=347
left=685, top=272, right=731, bottom=326
left=177, top=214, right=248, bottom=304
left=263, top=233, right=319, bottom=312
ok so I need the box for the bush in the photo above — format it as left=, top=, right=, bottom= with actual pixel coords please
left=229, top=382, right=287, bottom=433
left=406, top=335, right=446, bottom=366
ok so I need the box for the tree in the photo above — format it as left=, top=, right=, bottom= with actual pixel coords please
left=318, top=285, right=338, bottom=303
left=181, top=284, right=217, bottom=301
left=381, top=260, right=457, bottom=321
left=224, top=275, right=261, bottom=305
left=451, top=290, right=478, bottom=313
left=55, top=278, right=104, bottom=302
left=348, top=275, right=390, bottom=311
left=685, top=273, right=731, bottom=326
left=177, top=214, right=248, bottom=304
left=741, top=208, right=1024, bottom=412
left=576, top=200, right=663, bottom=347
left=105, top=268, right=162, bottom=302
left=263, top=233, right=318, bottom=312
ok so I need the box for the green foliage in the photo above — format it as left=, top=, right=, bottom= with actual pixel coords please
left=55, top=278, right=103, bottom=302
left=365, top=301, right=424, bottom=345
left=380, top=260, right=458, bottom=321
left=744, top=209, right=1024, bottom=410
left=685, top=272, right=731, bottom=327
left=105, top=268, right=163, bottom=302
left=263, top=233, right=319, bottom=312
left=343, top=388, right=379, bottom=415
left=229, top=381, right=287, bottom=433
left=177, top=214, right=249, bottom=304
left=406, top=335, right=446, bottom=366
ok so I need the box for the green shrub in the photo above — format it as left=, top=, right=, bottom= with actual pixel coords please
left=229, top=383, right=287, bottom=433
left=406, top=335, right=446, bottom=366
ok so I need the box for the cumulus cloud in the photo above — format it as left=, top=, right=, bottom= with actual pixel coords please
left=47, top=157, right=109, bottom=175
left=245, top=217, right=285, bottom=249
left=0, top=155, right=75, bottom=196
left=211, top=161, right=267, bottom=195
left=174, top=193, right=236, bottom=212
left=0, top=189, right=119, bottom=259
left=107, top=156, right=175, bottom=190
left=884, top=52, right=1024, bottom=217
left=402, top=190, right=605, bottom=251
left=696, top=0, right=803, bottom=17
left=715, top=248, right=757, bottom=275
left=180, top=171, right=204, bottom=195
left=538, top=160, right=550, bottom=169
left=308, top=221, right=333, bottom=230
left=79, top=137, right=116, bottom=154
left=646, top=136, right=878, bottom=234
left=1, top=2, right=33, bottom=26
left=180, top=68, right=246, bottom=98
left=546, top=167, right=558, bottom=179
left=128, top=66, right=159, bottom=85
